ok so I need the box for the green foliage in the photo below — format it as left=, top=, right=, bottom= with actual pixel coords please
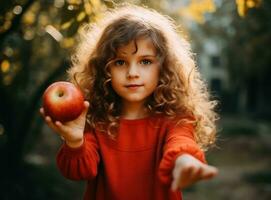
left=0, top=1, right=107, bottom=198
left=226, top=0, right=271, bottom=114
left=228, top=0, right=271, bottom=85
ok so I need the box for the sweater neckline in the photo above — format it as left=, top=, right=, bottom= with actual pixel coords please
left=120, top=115, right=154, bottom=124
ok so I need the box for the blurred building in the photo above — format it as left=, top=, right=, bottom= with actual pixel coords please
left=197, top=38, right=229, bottom=97
left=165, top=0, right=233, bottom=112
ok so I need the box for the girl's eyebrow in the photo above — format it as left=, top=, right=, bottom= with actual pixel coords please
left=115, top=54, right=157, bottom=58
left=118, top=51, right=127, bottom=55
left=140, top=55, right=156, bottom=57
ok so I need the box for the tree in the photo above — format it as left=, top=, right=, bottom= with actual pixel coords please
left=0, top=0, right=107, bottom=198
left=227, top=0, right=271, bottom=115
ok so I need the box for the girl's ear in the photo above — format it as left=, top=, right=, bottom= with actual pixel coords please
left=105, top=61, right=112, bottom=73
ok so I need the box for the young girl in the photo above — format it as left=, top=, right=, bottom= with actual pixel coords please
left=40, top=4, right=218, bottom=200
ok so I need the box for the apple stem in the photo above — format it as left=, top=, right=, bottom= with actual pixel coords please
left=58, top=91, right=64, bottom=97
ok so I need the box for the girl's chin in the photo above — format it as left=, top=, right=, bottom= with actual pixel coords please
left=121, top=97, right=148, bottom=104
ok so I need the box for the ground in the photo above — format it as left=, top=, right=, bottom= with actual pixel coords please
left=184, top=115, right=271, bottom=200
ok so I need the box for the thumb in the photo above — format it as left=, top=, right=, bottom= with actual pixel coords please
left=69, top=101, right=89, bottom=123
left=79, top=101, right=89, bottom=118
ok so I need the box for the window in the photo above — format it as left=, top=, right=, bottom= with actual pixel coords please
left=210, top=55, right=220, bottom=68
left=211, top=78, right=222, bottom=96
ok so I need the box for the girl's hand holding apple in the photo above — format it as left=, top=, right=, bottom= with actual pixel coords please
left=40, top=81, right=89, bottom=148
left=40, top=102, right=89, bottom=148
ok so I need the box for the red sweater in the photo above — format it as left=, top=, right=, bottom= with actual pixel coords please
left=56, top=115, right=206, bottom=200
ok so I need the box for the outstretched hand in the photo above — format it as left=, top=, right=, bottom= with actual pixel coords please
left=171, top=154, right=218, bottom=191
left=40, top=101, right=89, bottom=148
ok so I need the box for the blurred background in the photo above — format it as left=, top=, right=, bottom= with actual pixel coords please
left=0, top=0, right=270, bottom=199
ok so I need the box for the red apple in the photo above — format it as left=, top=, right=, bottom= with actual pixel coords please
left=42, top=81, right=85, bottom=122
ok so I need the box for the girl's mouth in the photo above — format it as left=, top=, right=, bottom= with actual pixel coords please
left=125, top=84, right=143, bottom=89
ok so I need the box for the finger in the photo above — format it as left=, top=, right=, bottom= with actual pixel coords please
left=60, top=135, right=65, bottom=140
left=179, top=166, right=196, bottom=188
left=189, top=166, right=202, bottom=182
left=171, top=166, right=193, bottom=191
left=201, top=166, right=218, bottom=180
left=171, top=176, right=180, bottom=191
left=55, top=121, right=66, bottom=131
left=203, top=171, right=217, bottom=180
left=39, top=108, right=45, bottom=117
left=41, top=110, right=56, bottom=129
left=82, top=101, right=90, bottom=115
left=84, top=100, right=89, bottom=108
left=200, top=166, right=218, bottom=179
left=45, top=116, right=58, bottom=130
left=45, top=116, right=53, bottom=125
left=72, top=101, right=89, bottom=122
left=171, top=166, right=182, bottom=191
left=55, top=121, right=70, bottom=135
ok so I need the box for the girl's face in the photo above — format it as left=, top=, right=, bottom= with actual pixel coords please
left=109, top=37, right=160, bottom=107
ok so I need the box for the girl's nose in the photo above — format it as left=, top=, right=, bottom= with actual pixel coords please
left=126, top=63, right=139, bottom=79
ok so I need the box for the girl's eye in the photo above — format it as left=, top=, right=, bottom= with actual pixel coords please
left=114, top=60, right=125, bottom=66
left=140, top=59, right=152, bottom=65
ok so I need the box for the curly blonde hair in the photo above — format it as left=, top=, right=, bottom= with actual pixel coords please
left=68, top=4, right=218, bottom=150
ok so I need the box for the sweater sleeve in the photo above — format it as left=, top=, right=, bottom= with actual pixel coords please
left=158, top=120, right=206, bottom=185
left=56, top=132, right=100, bottom=180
